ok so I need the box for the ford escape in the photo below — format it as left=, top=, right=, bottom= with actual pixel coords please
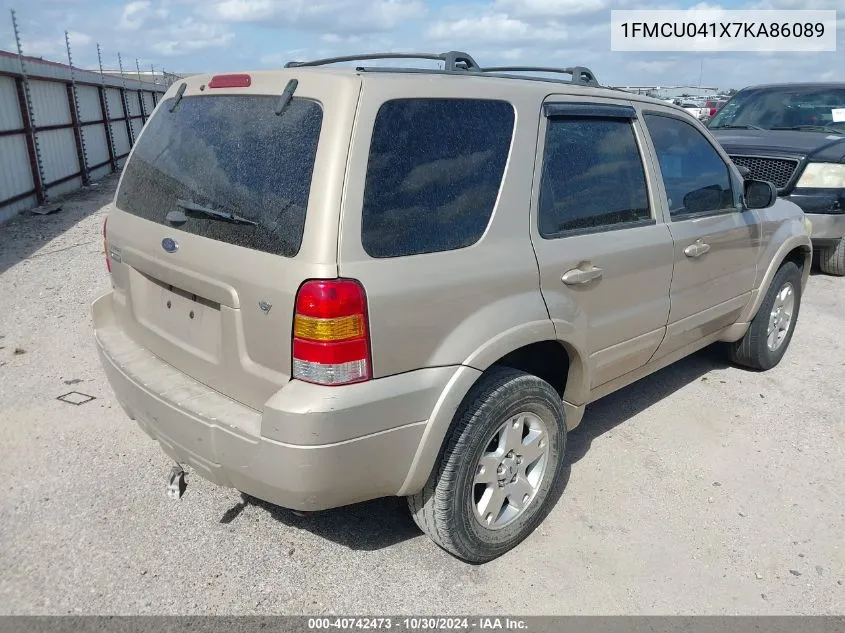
left=93, top=51, right=812, bottom=563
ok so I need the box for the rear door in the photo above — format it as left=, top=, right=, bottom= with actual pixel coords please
left=530, top=98, right=674, bottom=390
left=105, top=71, right=361, bottom=410
left=639, top=108, right=759, bottom=358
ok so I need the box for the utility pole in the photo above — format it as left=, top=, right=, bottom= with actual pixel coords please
left=698, top=59, right=704, bottom=97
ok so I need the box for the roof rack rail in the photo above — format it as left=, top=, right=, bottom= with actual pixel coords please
left=285, top=51, right=481, bottom=72
left=283, top=51, right=601, bottom=87
left=481, top=66, right=599, bottom=87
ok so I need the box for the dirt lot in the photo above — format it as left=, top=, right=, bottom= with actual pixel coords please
left=0, top=175, right=843, bottom=615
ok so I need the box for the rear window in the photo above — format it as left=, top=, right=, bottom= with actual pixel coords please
left=361, top=98, right=515, bottom=258
left=116, top=94, right=323, bottom=258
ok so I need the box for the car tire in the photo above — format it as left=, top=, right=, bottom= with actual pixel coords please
left=407, top=367, right=566, bottom=564
left=729, top=261, right=802, bottom=371
left=818, top=238, right=845, bottom=276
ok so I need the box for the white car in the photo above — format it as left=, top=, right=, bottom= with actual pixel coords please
left=680, top=101, right=706, bottom=119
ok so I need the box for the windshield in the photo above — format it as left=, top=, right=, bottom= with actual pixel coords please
left=116, top=94, right=323, bottom=258
left=709, top=86, right=845, bottom=132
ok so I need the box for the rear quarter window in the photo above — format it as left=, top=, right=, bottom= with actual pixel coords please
left=361, top=98, right=515, bottom=258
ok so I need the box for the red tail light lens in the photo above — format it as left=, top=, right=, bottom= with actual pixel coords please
left=208, top=74, right=252, bottom=89
left=103, top=216, right=111, bottom=273
left=292, top=279, right=372, bottom=386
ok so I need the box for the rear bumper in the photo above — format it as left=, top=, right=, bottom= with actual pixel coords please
left=805, top=213, right=845, bottom=241
left=93, top=292, right=458, bottom=511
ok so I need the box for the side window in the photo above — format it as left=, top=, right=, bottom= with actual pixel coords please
left=643, top=114, right=733, bottom=218
left=361, top=98, right=515, bottom=258
left=539, top=117, right=651, bottom=238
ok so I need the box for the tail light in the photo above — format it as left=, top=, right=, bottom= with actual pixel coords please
left=103, top=216, right=111, bottom=273
left=709, top=107, right=717, bottom=116
left=292, top=279, right=372, bottom=386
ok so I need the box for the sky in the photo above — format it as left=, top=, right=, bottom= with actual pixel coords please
left=0, top=0, right=842, bottom=90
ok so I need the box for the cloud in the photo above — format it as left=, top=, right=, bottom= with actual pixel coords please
left=4, top=0, right=844, bottom=84
left=118, top=1, right=169, bottom=31
left=119, top=1, right=150, bottom=30
left=628, top=59, right=678, bottom=74
left=204, top=0, right=276, bottom=21
left=259, top=50, right=308, bottom=65
left=492, top=0, right=607, bottom=18
left=753, top=0, right=841, bottom=7
left=427, top=13, right=567, bottom=45
left=114, top=2, right=234, bottom=59
left=321, top=33, right=364, bottom=44
left=151, top=19, right=234, bottom=56
left=499, top=48, right=529, bottom=61
left=201, top=0, right=426, bottom=33
left=67, top=31, right=92, bottom=48
left=14, top=30, right=93, bottom=61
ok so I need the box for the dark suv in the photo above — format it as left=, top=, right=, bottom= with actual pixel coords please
left=709, top=83, right=845, bottom=275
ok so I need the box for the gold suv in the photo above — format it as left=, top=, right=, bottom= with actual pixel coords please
left=93, top=51, right=812, bottom=563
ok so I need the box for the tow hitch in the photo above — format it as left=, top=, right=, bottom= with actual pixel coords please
left=167, top=465, right=187, bottom=499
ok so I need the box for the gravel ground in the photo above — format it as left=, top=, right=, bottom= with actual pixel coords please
left=0, top=175, right=843, bottom=615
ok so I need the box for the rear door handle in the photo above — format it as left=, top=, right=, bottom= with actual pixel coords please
left=684, top=241, right=711, bottom=258
left=562, top=266, right=603, bottom=285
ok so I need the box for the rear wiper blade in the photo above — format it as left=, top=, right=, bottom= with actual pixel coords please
left=275, top=79, right=298, bottom=116
left=175, top=199, right=257, bottom=226
left=169, top=83, right=187, bottom=113
left=710, top=124, right=765, bottom=130
left=771, top=125, right=843, bottom=134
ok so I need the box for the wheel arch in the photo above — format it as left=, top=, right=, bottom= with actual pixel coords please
left=740, top=236, right=811, bottom=324
left=398, top=328, right=589, bottom=496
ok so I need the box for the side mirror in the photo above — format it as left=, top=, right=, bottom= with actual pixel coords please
left=744, top=179, right=777, bottom=209
left=736, top=164, right=751, bottom=179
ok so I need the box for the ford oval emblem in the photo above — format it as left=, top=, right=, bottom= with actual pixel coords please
left=161, top=238, right=178, bottom=253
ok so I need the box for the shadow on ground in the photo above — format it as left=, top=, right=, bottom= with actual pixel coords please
left=218, top=345, right=730, bottom=553
left=220, top=493, right=423, bottom=551
left=0, top=174, right=118, bottom=275
left=568, top=344, right=731, bottom=463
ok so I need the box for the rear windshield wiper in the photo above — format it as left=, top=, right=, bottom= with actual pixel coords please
left=710, top=124, right=765, bottom=130
left=169, top=83, right=187, bottom=113
left=771, top=125, right=843, bottom=134
left=168, top=199, right=257, bottom=226
left=275, top=79, right=298, bottom=116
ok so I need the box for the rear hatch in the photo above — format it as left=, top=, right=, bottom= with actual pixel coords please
left=105, top=70, right=360, bottom=411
